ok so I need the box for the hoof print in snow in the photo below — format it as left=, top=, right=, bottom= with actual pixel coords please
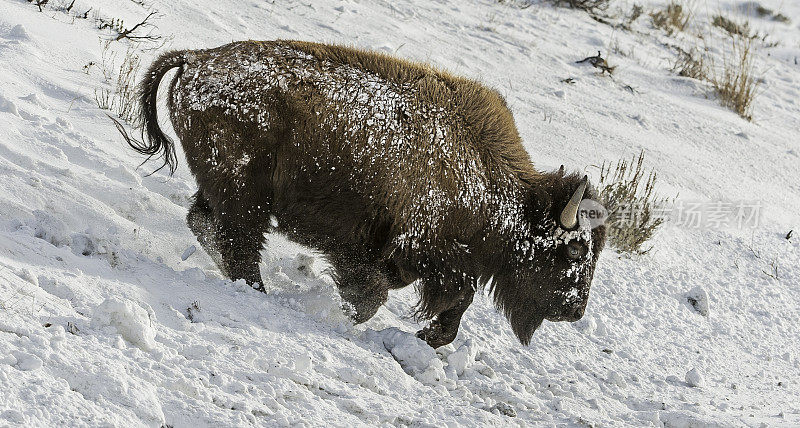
left=684, top=286, right=710, bottom=317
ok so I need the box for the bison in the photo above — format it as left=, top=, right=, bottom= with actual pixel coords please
left=120, top=40, right=606, bottom=347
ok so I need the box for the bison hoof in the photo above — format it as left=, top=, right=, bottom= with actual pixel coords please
left=416, top=323, right=457, bottom=348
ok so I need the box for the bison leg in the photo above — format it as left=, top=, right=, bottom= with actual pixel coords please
left=329, top=250, right=394, bottom=324
left=187, top=192, right=227, bottom=275
left=215, top=219, right=266, bottom=290
left=416, top=288, right=475, bottom=348
left=187, top=191, right=266, bottom=290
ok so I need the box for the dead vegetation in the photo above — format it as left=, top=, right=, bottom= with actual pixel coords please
left=626, top=4, right=644, bottom=25
left=672, top=47, right=708, bottom=80
left=23, top=0, right=162, bottom=45
left=552, top=0, right=610, bottom=13
left=650, top=2, right=692, bottom=35
left=597, top=151, right=671, bottom=255
left=656, top=6, right=763, bottom=121
left=97, top=11, right=161, bottom=42
left=670, top=38, right=760, bottom=121
left=27, top=0, right=49, bottom=12
left=21, top=0, right=164, bottom=125
left=712, top=15, right=751, bottom=38
left=710, top=35, right=760, bottom=121
left=748, top=3, right=790, bottom=23
left=94, top=42, right=142, bottom=125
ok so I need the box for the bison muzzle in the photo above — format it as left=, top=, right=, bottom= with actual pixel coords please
left=120, top=40, right=606, bottom=347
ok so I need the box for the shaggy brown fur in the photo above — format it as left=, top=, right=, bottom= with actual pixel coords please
left=123, top=40, right=606, bottom=347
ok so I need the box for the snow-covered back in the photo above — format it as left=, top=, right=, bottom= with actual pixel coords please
left=1, top=0, right=799, bottom=426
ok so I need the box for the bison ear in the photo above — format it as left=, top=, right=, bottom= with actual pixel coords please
left=557, top=165, right=565, bottom=176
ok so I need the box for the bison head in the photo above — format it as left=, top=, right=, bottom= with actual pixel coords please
left=490, top=171, right=606, bottom=345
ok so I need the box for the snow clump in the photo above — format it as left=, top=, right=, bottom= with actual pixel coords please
left=92, top=298, right=157, bottom=351
left=368, top=328, right=447, bottom=386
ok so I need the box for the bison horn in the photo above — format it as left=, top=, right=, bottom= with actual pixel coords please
left=560, top=176, right=587, bottom=229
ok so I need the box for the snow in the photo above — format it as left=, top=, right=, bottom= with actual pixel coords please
left=686, top=367, right=706, bottom=388
left=91, top=298, right=158, bottom=351
left=1, top=0, right=800, bottom=426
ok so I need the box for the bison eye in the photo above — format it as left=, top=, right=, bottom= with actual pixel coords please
left=565, top=241, right=586, bottom=260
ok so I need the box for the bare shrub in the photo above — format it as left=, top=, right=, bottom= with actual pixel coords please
left=650, top=2, right=692, bottom=35
left=97, top=11, right=160, bottom=42
left=710, top=35, right=760, bottom=121
left=27, top=0, right=48, bottom=12
left=94, top=43, right=141, bottom=124
left=496, top=0, right=533, bottom=7
left=552, top=0, right=609, bottom=13
left=712, top=15, right=751, bottom=38
left=597, top=151, right=670, bottom=255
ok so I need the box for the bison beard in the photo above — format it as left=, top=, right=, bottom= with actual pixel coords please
left=119, top=40, right=606, bottom=348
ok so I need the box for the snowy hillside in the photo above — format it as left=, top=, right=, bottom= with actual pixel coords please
left=1, top=0, right=799, bottom=426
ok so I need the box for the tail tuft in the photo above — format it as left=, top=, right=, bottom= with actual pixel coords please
left=113, top=50, right=186, bottom=175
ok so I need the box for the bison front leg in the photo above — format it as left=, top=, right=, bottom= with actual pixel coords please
left=416, top=288, right=475, bottom=348
left=187, top=192, right=266, bottom=290
left=215, top=220, right=266, bottom=290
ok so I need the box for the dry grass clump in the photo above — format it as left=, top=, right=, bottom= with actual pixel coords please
left=712, top=15, right=751, bottom=38
left=627, top=4, right=644, bottom=24
left=597, top=151, right=670, bottom=255
left=650, top=2, right=692, bottom=35
left=771, top=13, right=790, bottom=24
left=665, top=11, right=762, bottom=121
left=748, top=3, right=790, bottom=23
left=94, top=43, right=142, bottom=125
left=710, top=35, right=760, bottom=121
left=672, top=47, right=708, bottom=80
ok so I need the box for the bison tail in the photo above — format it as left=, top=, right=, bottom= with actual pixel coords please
left=112, top=50, right=187, bottom=175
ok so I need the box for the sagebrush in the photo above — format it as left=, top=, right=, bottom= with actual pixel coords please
left=598, top=152, right=670, bottom=255
left=651, top=2, right=692, bottom=35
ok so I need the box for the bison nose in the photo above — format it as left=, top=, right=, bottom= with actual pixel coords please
left=565, top=305, right=585, bottom=322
